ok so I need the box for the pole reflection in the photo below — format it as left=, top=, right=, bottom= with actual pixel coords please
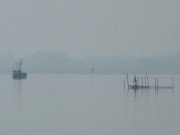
left=12, top=79, right=23, bottom=135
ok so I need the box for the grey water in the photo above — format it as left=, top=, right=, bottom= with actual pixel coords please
left=0, top=74, right=180, bottom=135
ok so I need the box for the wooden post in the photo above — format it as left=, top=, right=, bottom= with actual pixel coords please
left=155, top=78, right=158, bottom=90
left=144, top=77, right=146, bottom=87
left=126, top=73, right=129, bottom=90
left=172, top=77, right=174, bottom=90
left=141, top=78, right=143, bottom=87
left=146, top=73, right=149, bottom=88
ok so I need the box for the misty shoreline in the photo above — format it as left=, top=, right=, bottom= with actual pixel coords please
left=0, top=52, right=179, bottom=74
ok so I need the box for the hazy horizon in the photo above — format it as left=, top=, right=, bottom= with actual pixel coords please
left=0, top=51, right=179, bottom=74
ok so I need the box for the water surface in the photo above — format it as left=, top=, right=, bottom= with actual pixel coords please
left=0, top=74, right=179, bottom=135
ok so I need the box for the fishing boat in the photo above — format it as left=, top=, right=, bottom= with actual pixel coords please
left=12, top=60, right=27, bottom=79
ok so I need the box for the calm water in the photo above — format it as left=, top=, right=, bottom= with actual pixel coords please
left=0, top=74, right=180, bottom=135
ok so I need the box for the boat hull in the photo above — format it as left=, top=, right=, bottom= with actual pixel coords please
left=12, top=70, right=27, bottom=79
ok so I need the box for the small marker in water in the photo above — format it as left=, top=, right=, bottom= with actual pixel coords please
left=91, top=68, right=95, bottom=73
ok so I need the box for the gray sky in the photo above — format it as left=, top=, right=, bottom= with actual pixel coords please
left=0, top=0, right=180, bottom=58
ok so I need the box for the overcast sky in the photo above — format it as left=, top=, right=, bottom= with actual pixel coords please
left=0, top=0, right=180, bottom=58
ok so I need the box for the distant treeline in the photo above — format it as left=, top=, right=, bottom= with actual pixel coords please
left=0, top=52, right=179, bottom=74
